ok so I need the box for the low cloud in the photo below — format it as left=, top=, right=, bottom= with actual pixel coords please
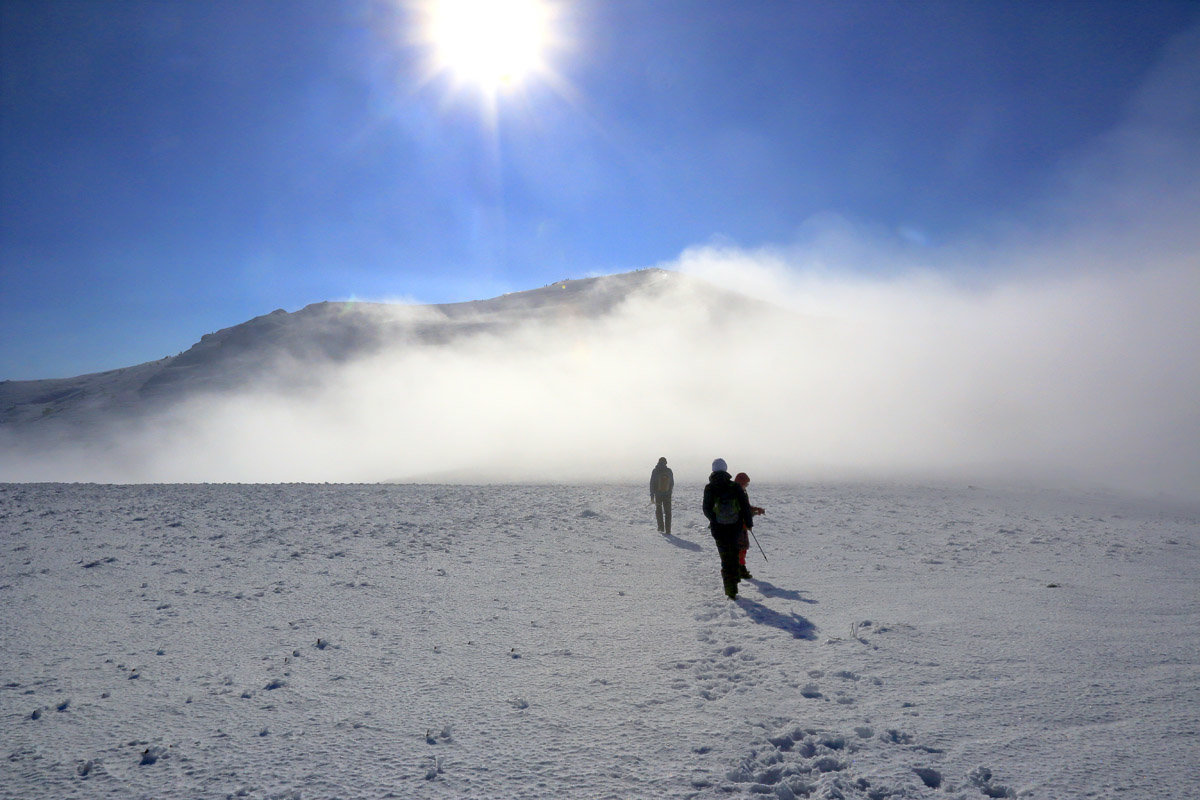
left=3, top=247, right=1196, bottom=499
left=670, top=240, right=1198, bottom=498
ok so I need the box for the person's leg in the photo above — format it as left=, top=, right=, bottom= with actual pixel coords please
left=654, top=495, right=665, bottom=531
left=663, top=493, right=672, bottom=534
left=714, top=528, right=741, bottom=598
left=738, top=528, right=751, bottom=578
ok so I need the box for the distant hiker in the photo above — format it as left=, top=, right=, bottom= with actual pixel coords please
left=703, top=458, right=754, bottom=599
left=650, top=457, right=674, bottom=535
left=733, top=472, right=765, bottom=579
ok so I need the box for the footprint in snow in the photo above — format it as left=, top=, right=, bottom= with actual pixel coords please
left=713, top=725, right=953, bottom=799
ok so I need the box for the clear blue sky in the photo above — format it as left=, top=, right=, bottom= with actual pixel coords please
left=2, top=0, right=1198, bottom=380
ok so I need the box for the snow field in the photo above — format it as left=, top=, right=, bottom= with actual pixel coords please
left=1, top=482, right=1197, bottom=799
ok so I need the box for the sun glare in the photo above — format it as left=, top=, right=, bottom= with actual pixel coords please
left=421, top=0, right=555, bottom=94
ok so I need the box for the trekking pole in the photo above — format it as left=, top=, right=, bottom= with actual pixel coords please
left=749, top=527, right=767, bottom=561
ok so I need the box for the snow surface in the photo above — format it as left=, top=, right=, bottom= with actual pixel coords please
left=2, top=481, right=1197, bottom=799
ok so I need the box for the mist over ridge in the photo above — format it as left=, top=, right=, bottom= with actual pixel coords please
left=1, top=251, right=1197, bottom=500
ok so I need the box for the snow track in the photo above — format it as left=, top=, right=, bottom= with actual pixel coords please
left=1, top=483, right=1196, bottom=798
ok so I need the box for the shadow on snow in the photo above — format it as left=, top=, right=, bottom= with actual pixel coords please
left=663, top=534, right=704, bottom=553
left=748, top=578, right=817, bottom=604
left=735, top=597, right=817, bottom=640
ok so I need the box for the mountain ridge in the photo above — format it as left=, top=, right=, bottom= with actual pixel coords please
left=0, top=268, right=761, bottom=428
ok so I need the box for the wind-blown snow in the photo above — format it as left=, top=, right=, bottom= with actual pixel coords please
left=2, top=481, right=1196, bottom=798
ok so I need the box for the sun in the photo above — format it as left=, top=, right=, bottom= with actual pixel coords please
left=418, top=0, right=557, bottom=95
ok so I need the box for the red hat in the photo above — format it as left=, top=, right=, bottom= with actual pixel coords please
left=734, top=472, right=750, bottom=485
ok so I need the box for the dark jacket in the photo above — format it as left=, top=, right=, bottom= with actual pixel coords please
left=650, top=464, right=674, bottom=497
left=703, top=470, right=754, bottom=531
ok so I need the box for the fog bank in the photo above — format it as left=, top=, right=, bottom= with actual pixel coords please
left=2, top=248, right=1196, bottom=500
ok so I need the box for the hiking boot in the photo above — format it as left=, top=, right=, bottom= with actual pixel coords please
left=739, top=565, right=753, bottom=580
left=724, top=580, right=738, bottom=599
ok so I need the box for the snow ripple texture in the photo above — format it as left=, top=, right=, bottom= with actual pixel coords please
left=1, top=482, right=1197, bottom=799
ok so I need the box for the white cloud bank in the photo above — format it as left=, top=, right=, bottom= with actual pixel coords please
left=3, top=245, right=1196, bottom=499
left=668, top=239, right=1198, bottom=498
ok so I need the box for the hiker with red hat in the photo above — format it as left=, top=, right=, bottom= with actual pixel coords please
left=732, top=472, right=765, bottom=579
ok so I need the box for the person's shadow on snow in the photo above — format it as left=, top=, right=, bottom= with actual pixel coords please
left=663, top=534, right=703, bottom=553
left=735, top=597, right=817, bottom=640
left=748, top=578, right=817, bottom=604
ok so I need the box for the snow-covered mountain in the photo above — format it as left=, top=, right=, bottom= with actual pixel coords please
left=1, top=268, right=736, bottom=429
left=0, top=268, right=686, bottom=424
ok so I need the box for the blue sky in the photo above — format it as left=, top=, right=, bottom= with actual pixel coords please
left=2, top=0, right=1198, bottom=380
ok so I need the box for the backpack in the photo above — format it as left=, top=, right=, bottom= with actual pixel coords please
left=712, top=492, right=741, bottom=525
left=655, top=472, right=671, bottom=493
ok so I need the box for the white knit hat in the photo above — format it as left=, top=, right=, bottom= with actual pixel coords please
left=712, top=458, right=728, bottom=473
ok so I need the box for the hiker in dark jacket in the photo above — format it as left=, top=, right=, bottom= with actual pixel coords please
left=650, top=457, right=674, bottom=535
left=702, top=458, right=755, bottom=599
